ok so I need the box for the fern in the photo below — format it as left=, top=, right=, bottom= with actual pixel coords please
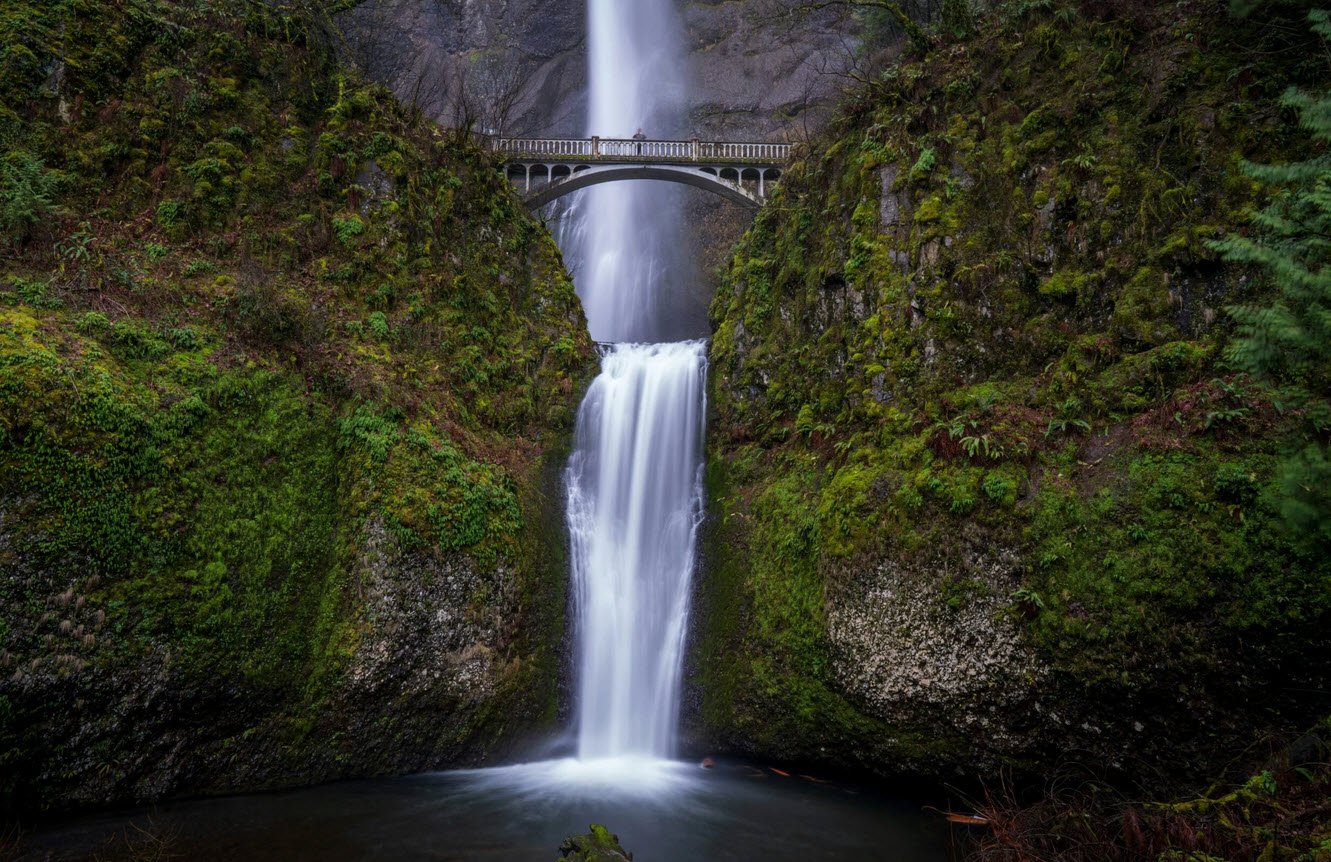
left=1211, top=13, right=1331, bottom=548
left=0, top=149, right=60, bottom=244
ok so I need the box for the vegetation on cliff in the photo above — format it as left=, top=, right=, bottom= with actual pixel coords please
left=697, top=0, right=1331, bottom=798
left=0, top=0, right=592, bottom=814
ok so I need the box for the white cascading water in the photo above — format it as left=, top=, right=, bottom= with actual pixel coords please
left=566, top=342, right=707, bottom=759
left=562, top=0, right=707, bottom=762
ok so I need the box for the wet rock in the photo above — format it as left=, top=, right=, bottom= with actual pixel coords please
left=950, top=160, right=974, bottom=189
left=355, top=160, right=393, bottom=202
left=869, top=370, right=892, bottom=404
left=920, top=238, right=941, bottom=268
left=338, top=0, right=588, bottom=135
left=2, top=514, right=556, bottom=814
left=558, top=824, right=633, bottom=861
left=339, top=0, right=858, bottom=139
left=684, top=1, right=855, bottom=138
left=880, top=166, right=903, bottom=226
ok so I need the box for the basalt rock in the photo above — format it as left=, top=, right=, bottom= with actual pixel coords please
left=689, top=2, right=1331, bottom=790
left=340, top=0, right=855, bottom=139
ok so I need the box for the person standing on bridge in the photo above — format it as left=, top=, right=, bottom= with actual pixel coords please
left=633, top=127, right=646, bottom=155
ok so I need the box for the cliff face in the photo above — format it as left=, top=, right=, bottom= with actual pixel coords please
left=0, top=0, right=593, bottom=814
left=338, top=0, right=589, bottom=136
left=683, top=0, right=855, bottom=138
left=338, top=0, right=855, bottom=139
left=693, top=0, right=1331, bottom=785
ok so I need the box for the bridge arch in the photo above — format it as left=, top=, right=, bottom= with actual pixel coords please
left=523, top=164, right=760, bottom=210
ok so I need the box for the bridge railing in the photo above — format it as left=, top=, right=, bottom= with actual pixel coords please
left=494, top=137, right=791, bottom=165
left=498, top=138, right=594, bottom=158
left=697, top=141, right=790, bottom=162
left=595, top=138, right=693, bottom=159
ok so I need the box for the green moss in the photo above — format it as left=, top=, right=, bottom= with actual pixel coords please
left=0, top=0, right=596, bottom=813
left=700, top=0, right=1331, bottom=784
left=557, top=823, right=632, bottom=861
left=1038, top=269, right=1097, bottom=299
left=913, top=195, right=944, bottom=222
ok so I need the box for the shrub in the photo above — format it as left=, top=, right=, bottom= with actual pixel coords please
left=75, top=311, right=111, bottom=335
left=156, top=199, right=184, bottom=230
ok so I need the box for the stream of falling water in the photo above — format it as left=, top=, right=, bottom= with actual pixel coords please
left=566, top=342, right=706, bottom=759
left=572, top=0, right=691, bottom=345
left=563, top=0, right=706, bottom=762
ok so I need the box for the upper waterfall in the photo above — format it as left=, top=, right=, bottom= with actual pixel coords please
left=573, top=0, right=696, bottom=342
left=558, top=0, right=709, bottom=762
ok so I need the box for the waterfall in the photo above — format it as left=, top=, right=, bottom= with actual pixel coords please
left=566, top=343, right=707, bottom=758
left=561, top=0, right=706, bottom=761
left=573, top=0, right=693, bottom=344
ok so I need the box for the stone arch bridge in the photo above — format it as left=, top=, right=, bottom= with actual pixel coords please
left=493, top=137, right=791, bottom=210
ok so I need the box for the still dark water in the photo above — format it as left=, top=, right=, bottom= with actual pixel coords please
left=21, top=757, right=951, bottom=861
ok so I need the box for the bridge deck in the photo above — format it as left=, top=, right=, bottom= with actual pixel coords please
left=494, top=137, right=790, bottom=167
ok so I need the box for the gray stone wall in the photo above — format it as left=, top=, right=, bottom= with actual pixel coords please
left=339, top=0, right=857, bottom=141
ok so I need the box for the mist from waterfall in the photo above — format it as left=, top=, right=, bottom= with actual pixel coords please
left=559, top=0, right=708, bottom=762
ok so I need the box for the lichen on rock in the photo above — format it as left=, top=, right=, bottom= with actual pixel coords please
left=826, top=543, right=1047, bottom=766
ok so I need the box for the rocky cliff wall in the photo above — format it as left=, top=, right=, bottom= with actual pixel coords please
left=0, top=0, right=593, bottom=815
left=691, top=0, right=1331, bottom=788
left=340, top=0, right=854, bottom=139
left=339, top=0, right=589, bottom=136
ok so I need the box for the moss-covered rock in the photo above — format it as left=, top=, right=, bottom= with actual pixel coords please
left=692, top=0, right=1331, bottom=788
left=557, top=824, right=634, bottom=862
left=0, top=0, right=593, bottom=815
